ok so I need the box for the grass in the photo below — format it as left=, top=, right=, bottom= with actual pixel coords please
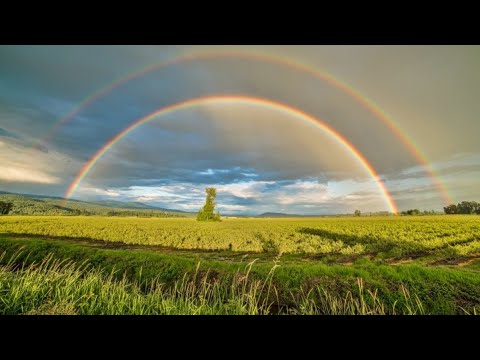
left=0, top=251, right=439, bottom=315
left=0, top=254, right=275, bottom=315
left=0, top=234, right=479, bottom=314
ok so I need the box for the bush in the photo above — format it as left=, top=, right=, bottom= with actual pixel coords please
left=0, top=201, right=13, bottom=215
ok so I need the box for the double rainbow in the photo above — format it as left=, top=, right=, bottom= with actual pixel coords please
left=64, top=95, right=399, bottom=214
left=53, top=48, right=452, bottom=210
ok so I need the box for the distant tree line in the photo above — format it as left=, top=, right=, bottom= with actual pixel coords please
left=353, top=208, right=440, bottom=216
left=444, top=201, right=480, bottom=215
left=400, top=209, right=437, bottom=216
left=351, top=210, right=394, bottom=217
left=106, top=210, right=184, bottom=218
left=68, top=209, right=93, bottom=216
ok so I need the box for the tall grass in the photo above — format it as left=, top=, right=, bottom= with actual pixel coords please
left=0, top=251, right=279, bottom=315
left=290, top=279, right=426, bottom=315
left=0, top=251, right=450, bottom=315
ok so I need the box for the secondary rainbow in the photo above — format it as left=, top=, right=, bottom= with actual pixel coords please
left=43, top=48, right=453, bottom=205
left=64, top=95, right=399, bottom=214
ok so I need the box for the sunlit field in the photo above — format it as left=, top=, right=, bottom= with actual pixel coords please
left=1, top=215, right=479, bottom=259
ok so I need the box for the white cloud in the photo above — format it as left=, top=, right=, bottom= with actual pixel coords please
left=216, top=181, right=276, bottom=198
left=0, top=138, right=74, bottom=185
left=217, top=204, right=248, bottom=211
left=73, top=177, right=391, bottom=214
left=0, top=165, right=60, bottom=184
left=74, top=186, right=121, bottom=198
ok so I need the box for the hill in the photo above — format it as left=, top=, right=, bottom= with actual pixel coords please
left=256, top=212, right=308, bottom=218
left=0, top=191, right=191, bottom=217
left=91, top=199, right=188, bottom=213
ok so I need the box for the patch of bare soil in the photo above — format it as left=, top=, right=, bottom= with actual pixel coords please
left=428, top=254, right=480, bottom=266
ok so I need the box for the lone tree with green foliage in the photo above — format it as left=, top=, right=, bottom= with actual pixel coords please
left=0, top=201, right=13, bottom=215
left=354, top=210, right=361, bottom=217
left=197, top=187, right=221, bottom=221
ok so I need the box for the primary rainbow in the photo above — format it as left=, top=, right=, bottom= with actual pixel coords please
left=43, top=48, right=453, bottom=205
left=64, top=95, right=399, bottom=214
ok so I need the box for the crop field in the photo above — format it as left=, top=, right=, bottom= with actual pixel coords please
left=1, top=215, right=480, bottom=260
left=1, top=215, right=480, bottom=314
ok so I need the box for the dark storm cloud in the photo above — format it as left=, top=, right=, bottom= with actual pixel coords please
left=1, top=46, right=415, bottom=177
left=0, top=127, right=22, bottom=140
left=79, top=104, right=367, bottom=192
left=0, top=46, right=183, bottom=101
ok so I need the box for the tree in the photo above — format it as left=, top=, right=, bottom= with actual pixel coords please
left=444, top=202, right=480, bottom=215
left=401, top=209, right=421, bottom=216
left=444, top=204, right=457, bottom=214
left=0, top=201, right=13, bottom=215
left=457, top=201, right=479, bottom=214
left=354, top=210, right=361, bottom=217
left=197, top=187, right=221, bottom=221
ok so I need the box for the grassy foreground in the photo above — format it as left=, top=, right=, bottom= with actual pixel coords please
left=0, top=251, right=437, bottom=315
left=0, top=235, right=479, bottom=314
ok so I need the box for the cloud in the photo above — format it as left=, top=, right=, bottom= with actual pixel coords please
left=0, top=127, right=22, bottom=140
left=73, top=178, right=389, bottom=215
left=379, top=152, right=480, bottom=208
left=0, top=137, right=79, bottom=190
left=82, top=188, right=122, bottom=197
left=0, top=140, right=60, bottom=184
left=77, top=103, right=377, bottom=195
left=0, top=165, right=59, bottom=184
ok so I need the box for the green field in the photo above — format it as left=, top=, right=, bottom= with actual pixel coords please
left=2, top=215, right=480, bottom=258
left=1, top=215, right=479, bottom=314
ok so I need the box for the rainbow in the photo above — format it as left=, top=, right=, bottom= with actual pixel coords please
left=64, top=95, right=399, bottom=214
left=43, top=49, right=453, bottom=205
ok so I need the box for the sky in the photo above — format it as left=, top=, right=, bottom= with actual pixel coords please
left=1, top=45, right=479, bottom=215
